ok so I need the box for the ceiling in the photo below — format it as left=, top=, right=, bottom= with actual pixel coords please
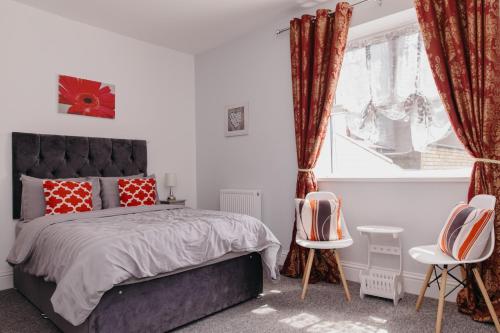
left=13, top=0, right=320, bottom=54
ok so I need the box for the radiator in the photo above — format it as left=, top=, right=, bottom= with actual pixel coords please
left=220, top=189, right=262, bottom=220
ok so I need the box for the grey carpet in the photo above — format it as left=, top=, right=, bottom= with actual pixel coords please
left=0, top=277, right=493, bottom=333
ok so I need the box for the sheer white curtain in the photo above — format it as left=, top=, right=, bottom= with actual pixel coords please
left=334, top=24, right=450, bottom=152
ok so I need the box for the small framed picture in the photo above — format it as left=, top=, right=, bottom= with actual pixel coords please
left=224, top=103, right=249, bottom=137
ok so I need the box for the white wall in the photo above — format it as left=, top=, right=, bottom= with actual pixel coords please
left=195, top=0, right=472, bottom=297
left=320, top=179, right=469, bottom=298
left=0, top=0, right=196, bottom=290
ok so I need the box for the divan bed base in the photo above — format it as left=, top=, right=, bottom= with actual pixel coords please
left=14, top=252, right=263, bottom=333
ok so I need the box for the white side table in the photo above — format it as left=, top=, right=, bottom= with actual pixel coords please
left=357, top=225, right=404, bottom=305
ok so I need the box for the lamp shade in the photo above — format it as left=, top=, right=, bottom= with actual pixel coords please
left=164, top=173, right=177, bottom=188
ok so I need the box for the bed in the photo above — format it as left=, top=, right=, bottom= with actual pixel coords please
left=9, top=132, right=280, bottom=333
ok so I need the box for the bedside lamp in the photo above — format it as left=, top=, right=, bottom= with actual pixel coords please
left=164, top=173, right=177, bottom=202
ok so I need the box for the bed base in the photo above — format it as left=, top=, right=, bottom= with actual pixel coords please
left=14, top=252, right=263, bottom=333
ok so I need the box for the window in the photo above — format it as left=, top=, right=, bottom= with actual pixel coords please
left=316, top=23, right=472, bottom=178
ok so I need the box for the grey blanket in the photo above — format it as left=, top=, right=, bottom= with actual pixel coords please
left=7, top=205, right=281, bottom=326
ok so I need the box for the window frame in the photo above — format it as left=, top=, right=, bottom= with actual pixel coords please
left=316, top=20, right=472, bottom=182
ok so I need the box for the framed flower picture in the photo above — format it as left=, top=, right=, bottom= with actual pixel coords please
left=58, top=75, right=115, bottom=119
left=224, top=103, right=249, bottom=137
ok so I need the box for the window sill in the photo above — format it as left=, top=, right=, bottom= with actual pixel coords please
left=317, top=174, right=471, bottom=183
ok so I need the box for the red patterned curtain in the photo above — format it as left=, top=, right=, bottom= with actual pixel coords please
left=281, top=3, right=352, bottom=283
left=414, top=0, right=500, bottom=323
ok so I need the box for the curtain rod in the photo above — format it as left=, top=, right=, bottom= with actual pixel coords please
left=275, top=0, right=382, bottom=36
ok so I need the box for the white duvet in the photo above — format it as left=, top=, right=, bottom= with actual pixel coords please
left=7, top=205, right=281, bottom=326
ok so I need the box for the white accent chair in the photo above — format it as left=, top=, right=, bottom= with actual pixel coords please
left=297, top=191, right=353, bottom=301
left=409, top=194, right=499, bottom=333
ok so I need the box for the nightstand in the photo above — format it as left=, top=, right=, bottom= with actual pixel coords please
left=160, top=199, right=186, bottom=206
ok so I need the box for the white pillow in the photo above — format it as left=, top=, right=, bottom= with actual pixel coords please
left=438, top=203, right=494, bottom=261
left=295, top=198, right=345, bottom=241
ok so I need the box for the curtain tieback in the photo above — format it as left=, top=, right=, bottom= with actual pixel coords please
left=298, top=169, right=314, bottom=172
left=474, top=158, right=500, bottom=165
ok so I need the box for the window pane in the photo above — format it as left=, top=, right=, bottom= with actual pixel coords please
left=317, top=23, right=472, bottom=177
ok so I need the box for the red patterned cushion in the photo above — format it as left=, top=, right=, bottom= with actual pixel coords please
left=43, top=180, right=93, bottom=215
left=118, top=178, right=157, bottom=207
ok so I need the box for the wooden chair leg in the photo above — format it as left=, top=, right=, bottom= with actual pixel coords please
left=416, top=265, right=434, bottom=311
left=334, top=250, right=351, bottom=302
left=435, top=266, right=448, bottom=333
left=301, top=258, right=308, bottom=286
left=301, top=248, right=315, bottom=300
left=460, top=265, right=467, bottom=282
left=472, top=268, right=500, bottom=333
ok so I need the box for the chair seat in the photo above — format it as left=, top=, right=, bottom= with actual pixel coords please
left=409, top=245, right=486, bottom=265
left=297, top=238, right=353, bottom=250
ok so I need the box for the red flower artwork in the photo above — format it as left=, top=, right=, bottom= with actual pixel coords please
left=58, top=75, right=115, bottom=119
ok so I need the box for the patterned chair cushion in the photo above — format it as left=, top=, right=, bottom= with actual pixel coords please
left=438, top=203, right=494, bottom=261
left=295, top=198, right=343, bottom=241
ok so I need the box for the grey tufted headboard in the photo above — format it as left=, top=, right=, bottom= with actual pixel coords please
left=12, top=132, right=147, bottom=219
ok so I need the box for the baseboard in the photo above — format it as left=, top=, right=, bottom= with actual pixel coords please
left=279, top=251, right=460, bottom=302
left=342, top=261, right=460, bottom=302
left=2, top=253, right=461, bottom=300
left=0, top=270, right=13, bottom=291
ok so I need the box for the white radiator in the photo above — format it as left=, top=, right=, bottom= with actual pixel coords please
left=220, top=189, right=262, bottom=220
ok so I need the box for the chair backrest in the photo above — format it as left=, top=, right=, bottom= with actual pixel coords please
left=305, top=191, right=338, bottom=201
left=469, top=194, right=496, bottom=261
left=296, top=192, right=351, bottom=241
left=470, top=194, right=496, bottom=210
